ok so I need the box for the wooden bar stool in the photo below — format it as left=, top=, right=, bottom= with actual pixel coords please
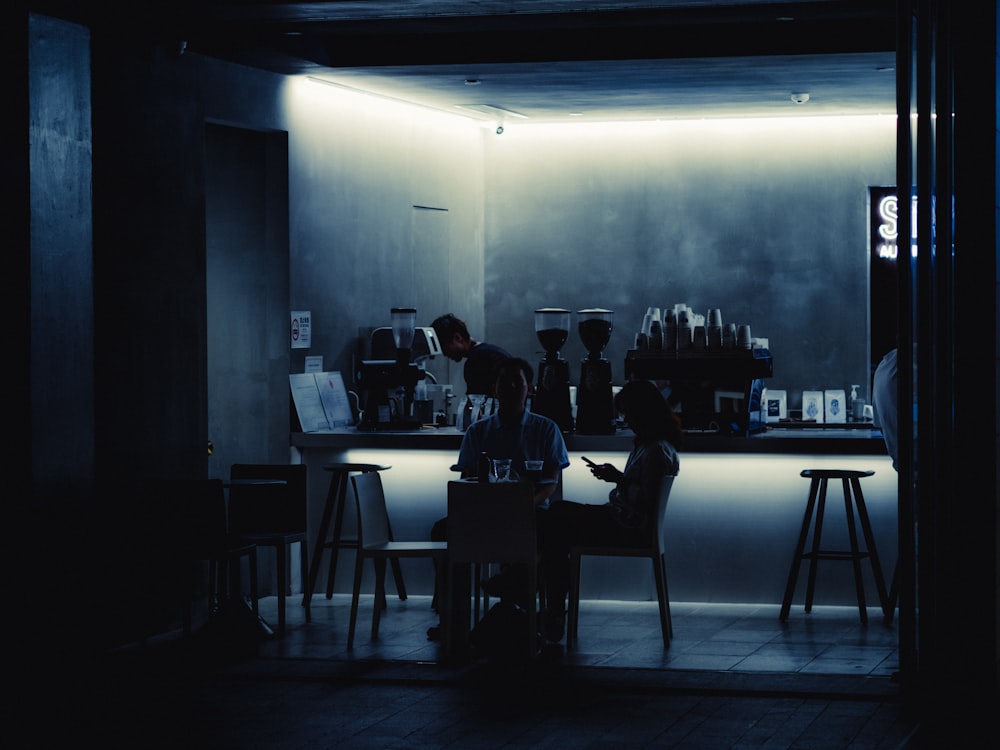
left=307, top=463, right=406, bottom=607
left=780, top=469, right=891, bottom=624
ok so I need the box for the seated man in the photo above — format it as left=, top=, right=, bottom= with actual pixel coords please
left=428, top=356, right=569, bottom=640
left=452, top=356, right=567, bottom=505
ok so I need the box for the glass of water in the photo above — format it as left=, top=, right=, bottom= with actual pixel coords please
left=492, top=458, right=512, bottom=482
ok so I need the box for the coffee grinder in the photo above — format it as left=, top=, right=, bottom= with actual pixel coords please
left=575, top=308, right=616, bottom=434
left=532, top=307, right=573, bottom=432
left=357, top=307, right=424, bottom=431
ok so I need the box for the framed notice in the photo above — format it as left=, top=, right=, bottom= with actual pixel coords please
left=802, top=390, right=824, bottom=423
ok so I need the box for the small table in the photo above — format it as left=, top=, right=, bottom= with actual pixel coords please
left=218, top=479, right=288, bottom=639
left=307, top=463, right=405, bottom=606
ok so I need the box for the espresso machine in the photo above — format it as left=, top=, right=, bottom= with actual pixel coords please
left=575, top=308, right=616, bottom=434
left=531, top=308, right=573, bottom=432
left=357, top=307, right=432, bottom=431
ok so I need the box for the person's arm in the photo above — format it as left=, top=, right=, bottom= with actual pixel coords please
left=455, top=425, right=482, bottom=478
left=534, top=420, right=569, bottom=506
left=533, top=462, right=561, bottom=506
left=582, top=455, right=623, bottom=484
left=609, top=443, right=674, bottom=527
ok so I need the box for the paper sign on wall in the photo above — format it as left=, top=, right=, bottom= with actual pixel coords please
left=291, top=310, right=312, bottom=349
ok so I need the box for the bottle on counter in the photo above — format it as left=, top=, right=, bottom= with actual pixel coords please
left=849, top=384, right=862, bottom=422
left=477, top=451, right=492, bottom=483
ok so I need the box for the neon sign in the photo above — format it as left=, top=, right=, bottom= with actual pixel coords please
left=875, top=193, right=919, bottom=260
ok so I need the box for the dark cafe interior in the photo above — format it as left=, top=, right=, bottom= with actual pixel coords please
left=16, top=1, right=997, bottom=747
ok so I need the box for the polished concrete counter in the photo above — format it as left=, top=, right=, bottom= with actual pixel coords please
left=291, top=426, right=896, bottom=609
left=291, top=424, right=888, bottom=455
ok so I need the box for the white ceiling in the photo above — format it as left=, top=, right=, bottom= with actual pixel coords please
left=303, top=53, right=897, bottom=123
left=179, top=0, right=898, bottom=122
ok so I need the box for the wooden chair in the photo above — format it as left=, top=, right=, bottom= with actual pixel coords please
left=567, top=475, right=676, bottom=648
left=228, top=463, right=311, bottom=636
left=347, top=471, right=446, bottom=649
left=445, top=480, right=539, bottom=663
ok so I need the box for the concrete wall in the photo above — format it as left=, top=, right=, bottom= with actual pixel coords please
left=480, top=117, right=895, bottom=410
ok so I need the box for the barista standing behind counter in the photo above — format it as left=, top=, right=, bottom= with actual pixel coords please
left=432, top=313, right=511, bottom=397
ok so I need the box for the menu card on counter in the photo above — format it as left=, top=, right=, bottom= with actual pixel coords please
left=290, top=371, right=354, bottom=431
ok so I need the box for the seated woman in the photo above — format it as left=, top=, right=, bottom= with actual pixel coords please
left=540, top=379, right=682, bottom=642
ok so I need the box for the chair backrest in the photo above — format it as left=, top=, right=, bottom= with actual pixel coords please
left=447, top=480, right=537, bottom=565
left=229, top=463, right=307, bottom=532
left=351, top=471, right=392, bottom=549
left=154, top=478, right=229, bottom=554
left=651, top=475, right=676, bottom=552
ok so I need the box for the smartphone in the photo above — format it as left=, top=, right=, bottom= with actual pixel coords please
left=580, top=456, right=598, bottom=468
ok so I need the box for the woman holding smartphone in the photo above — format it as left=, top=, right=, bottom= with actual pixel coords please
left=539, top=379, right=683, bottom=643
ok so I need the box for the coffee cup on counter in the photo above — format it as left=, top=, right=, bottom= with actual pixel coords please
left=736, top=324, right=752, bottom=349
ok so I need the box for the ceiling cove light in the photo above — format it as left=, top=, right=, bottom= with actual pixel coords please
left=454, top=104, right=529, bottom=119
left=307, top=76, right=484, bottom=124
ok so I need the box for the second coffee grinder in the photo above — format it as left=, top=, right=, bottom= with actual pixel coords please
left=575, top=308, right=616, bottom=434
left=532, top=307, right=573, bottom=432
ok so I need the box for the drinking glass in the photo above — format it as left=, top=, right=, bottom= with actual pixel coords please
left=492, top=458, right=512, bottom=482
left=524, top=459, right=544, bottom=483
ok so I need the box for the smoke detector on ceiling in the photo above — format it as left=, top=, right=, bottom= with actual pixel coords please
left=790, top=92, right=810, bottom=104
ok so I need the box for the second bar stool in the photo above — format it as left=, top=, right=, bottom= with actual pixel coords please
left=307, top=463, right=407, bottom=607
left=780, top=468, right=891, bottom=624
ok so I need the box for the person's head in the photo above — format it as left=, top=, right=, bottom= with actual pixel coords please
left=492, top=357, right=534, bottom=414
left=431, top=313, right=472, bottom=363
left=616, top=379, right=683, bottom=447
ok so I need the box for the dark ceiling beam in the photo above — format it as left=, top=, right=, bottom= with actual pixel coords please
left=181, top=2, right=896, bottom=70
left=26, top=2, right=897, bottom=71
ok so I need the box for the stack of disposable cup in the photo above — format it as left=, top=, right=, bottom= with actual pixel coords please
left=677, top=307, right=692, bottom=349
left=663, top=307, right=677, bottom=351
left=645, top=307, right=662, bottom=350
left=707, top=308, right=723, bottom=349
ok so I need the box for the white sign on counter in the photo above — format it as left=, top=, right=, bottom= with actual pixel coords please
left=825, top=389, right=847, bottom=423
left=289, top=371, right=354, bottom=431
left=802, top=390, right=824, bottom=423
left=317, top=371, right=353, bottom=426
